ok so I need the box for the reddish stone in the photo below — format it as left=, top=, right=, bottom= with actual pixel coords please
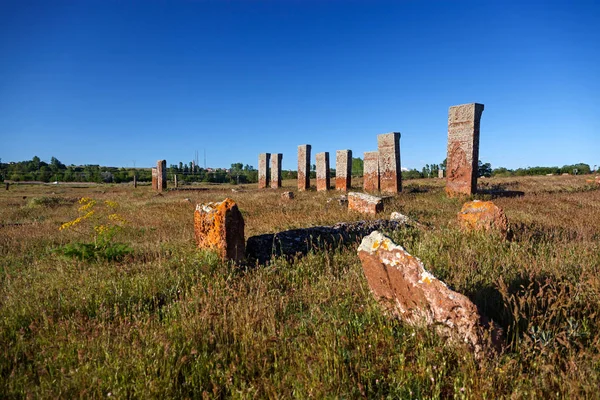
left=457, top=200, right=509, bottom=238
left=258, top=153, right=270, bottom=189
left=281, top=191, right=294, bottom=200
left=271, top=153, right=283, bottom=189
left=316, top=152, right=330, bottom=191
left=363, top=151, right=379, bottom=192
left=297, top=145, right=311, bottom=191
left=335, top=149, right=352, bottom=191
left=377, top=132, right=402, bottom=193
left=358, top=231, right=487, bottom=357
left=194, top=198, right=245, bottom=263
left=151, top=168, right=158, bottom=191
left=348, top=192, right=383, bottom=215
left=446, top=103, right=484, bottom=197
left=157, top=160, right=167, bottom=192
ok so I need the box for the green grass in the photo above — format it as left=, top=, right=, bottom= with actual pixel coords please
left=1, top=176, right=599, bottom=398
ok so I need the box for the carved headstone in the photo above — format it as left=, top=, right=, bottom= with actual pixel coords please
left=157, top=160, right=167, bottom=192
left=316, top=152, right=330, bottom=191
left=297, top=144, right=311, bottom=191
left=446, top=103, right=484, bottom=196
left=363, top=151, right=379, bottom=192
left=151, top=168, right=158, bottom=191
left=348, top=192, right=383, bottom=214
left=438, top=169, right=444, bottom=179
left=270, top=153, right=283, bottom=188
left=335, top=150, right=352, bottom=191
left=377, top=132, right=402, bottom=193
left=358, top=231, right=487, bottom=357
left=194, top=198, right=245, bottom=263
left=258, top=153, right=271, bottom=189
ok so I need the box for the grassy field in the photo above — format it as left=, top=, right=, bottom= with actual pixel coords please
left=1, top=175, right=600, bottom=398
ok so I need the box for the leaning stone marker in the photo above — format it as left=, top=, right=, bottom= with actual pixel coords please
left=377, top=132, right=402, bottom=193
left=271, top=153, right=283, bottom=189
left=258, top=153, right=271, bottom=189
left=157, top=160, right=167, bottom=192
left=297, top=144, right=311, bottom=191
left=335, top=150, right=352, bottom=191
left=348, top=192, right=383, bottom=215
left=151, top=168, right=158, bottom=191
left=358, top=231, right=486, bottom=357
left=316, top=152, right=330, bottom=191
left=194, top=198, right=245, bottom=263
left=446, top=103, right=484, bottom=196
left=363, top=151, right=379, bottom=192
left=457, top=200, right=509, bottom=238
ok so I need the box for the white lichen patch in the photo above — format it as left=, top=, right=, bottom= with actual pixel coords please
left=358, top=231, right=405, bottom=255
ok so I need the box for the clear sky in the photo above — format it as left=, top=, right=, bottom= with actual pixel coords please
left=1, top=0, right=599, bottom=170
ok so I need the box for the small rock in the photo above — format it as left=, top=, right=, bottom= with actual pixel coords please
left=281, top=191, right=294, bottom=200
left=182, top=198, right=191, bottom=203
left=357, top=231, right=489, bottom=358
left=194, top=198, right=245, bottom=263
left=390, top=211, right=411, bottom=224
left=348, top=192, right=383, bottom=215
left=457, top=200, right=508, bottom=238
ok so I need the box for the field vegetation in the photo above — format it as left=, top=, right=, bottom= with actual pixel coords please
left=1, top=175, right=599, bottom=398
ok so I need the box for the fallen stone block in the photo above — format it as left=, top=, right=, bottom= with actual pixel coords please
left=348, top=192, right=383, bottom=215
left=457, top=200, right=508, bottom=238
left=194, top=198, right=245, bottom=263
left=357, top=231, right=487, bottom=357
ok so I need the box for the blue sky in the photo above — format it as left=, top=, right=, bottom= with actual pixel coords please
left=1, top=0, right=598, bottom=170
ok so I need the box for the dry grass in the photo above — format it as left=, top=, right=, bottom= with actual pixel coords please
left=1, top=175, right=599, bottom=398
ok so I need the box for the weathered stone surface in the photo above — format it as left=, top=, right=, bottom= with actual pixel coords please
left=281, top=191, right=294, bottom=200
left=596, top=176, right=600, bottom=186
left=194, top=198, right=245, bottom=263
left=377, top=133, right=401, bottom=193
left=438, top=169, right=444, bottom=179
left=271, top=153, right=283, bottom=189
left=363, top=151, right=379, bottom=192
left=258, top=153, right=270, bottom=189
left=348, top=192, right=383, bottom=215
left=316, top=152, right=330, bottom=191
left=457, top=200, right=509, bottom=238
left=390, top=211, right=411, bottom=224
left=446, top=103, right=484, bottom=197
left=157, top=160, right=167, bottom=192
left=297, top=145, right=311, bottom=191
left=357, top=231, right=486, bottom=356
left=246, top=219, right=411, bottom=265
left=335, top=150, right=352, bottom=191
left=151, top=168, right=158, bottom=191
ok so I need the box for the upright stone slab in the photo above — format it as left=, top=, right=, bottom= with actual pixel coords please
left=363, top=151, right=379, bottom=192
left=270, top=153, right=283, bottom=189
left=438, top=169, right=444, bottom=179
left=258, top=153, right=271, bottom=189
left=377, top=132, right=401, bottom=194
left=151, top=168, right=158, bottom=191
left=297, top=144, right=311, bottom=191
left=446, top=103, right=484, bottom=196
left=157, top=160, right=167, bottom=192
left=316, top=152, right=330, bottom=191
left=335, top=150, right=352, bottom=191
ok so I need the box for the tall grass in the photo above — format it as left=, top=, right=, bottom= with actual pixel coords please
left=1, top=176, right=599, bottom=398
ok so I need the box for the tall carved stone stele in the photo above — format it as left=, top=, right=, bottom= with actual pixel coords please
left=446, top=103, right=484, bottom=196
left=258, top=153, right=271, bottom=189
left=316, top=152, right=330, bottom=191
left=151, top=168, right=158, bottom=191
left=156, top=160, right=167, bottom=192
left=335, top=150, right=352, bottom=191
left=363, top=151, right=379, bottom=192
left=377, top=132, right=401, bottom=193
left=297, top=144, right=311, bottom=191
left=270, top=153, right=283, bottom=189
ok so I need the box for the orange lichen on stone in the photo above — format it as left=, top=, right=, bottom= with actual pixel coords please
left=194, top=198, right=245, bottom=263
left=457, top=200, right=508, bottom=238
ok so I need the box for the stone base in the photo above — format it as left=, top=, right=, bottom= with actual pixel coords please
left=194, top=198, right=245, bottom=262
left=348, top=192, right=383, bottom=215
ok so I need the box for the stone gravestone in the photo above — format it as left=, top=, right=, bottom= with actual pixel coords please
left=363, top=151, right=379, bottom=192
left=446, top=103, right=484, bottom=196
left=377, top=132, right=402, bottom=193
left=438, top=169, right=444, bottom=179
left=297, top=144, right=311, bottom=191
left=316, top=152, right=330, bottom=191
left=335, top=150, right=352, bottom=191
left=258, top=153, right=271, bottom=189
left=157, top=160, right=167, bottom=192
left=151, top=168, right=158, bottom=191
left=271, top=153, right=283, bottom=189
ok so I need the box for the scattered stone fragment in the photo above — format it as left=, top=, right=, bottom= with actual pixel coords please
left=446, top=103, right=484, bottom=197
left=377, top=132, right=402, bottom=193
left=326, top=195, right=348, bottom=206
left=348, top=192, right=383, bottom=215
left=281, top=191, right=294, bottom=200
left=357, top=231, right=487, bottom=357
left=297, top=144, right=311, bottom=191
left=390, top=211, right=411, bottom=224
left=194, top=198, right=245, bottom=263
left=457, top=200, right=508, bottom=238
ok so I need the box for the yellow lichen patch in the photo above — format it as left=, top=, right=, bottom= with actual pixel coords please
left=372, top=240, right=380, bottom=250
left=381, top=240, right=389, bottom=250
